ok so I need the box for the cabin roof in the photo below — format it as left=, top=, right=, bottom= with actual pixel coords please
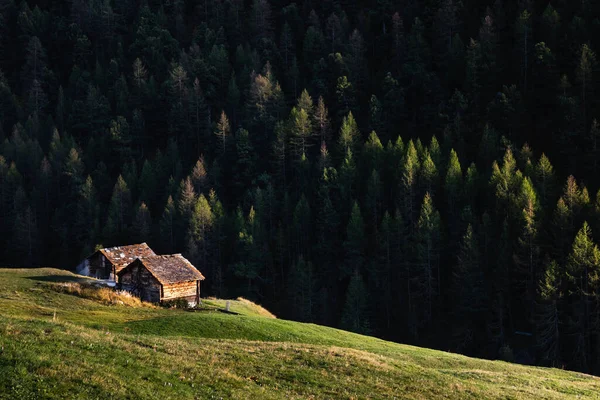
left=97, top=243, right=156, bottom=271
left=118, top=254, right=205, bottom=285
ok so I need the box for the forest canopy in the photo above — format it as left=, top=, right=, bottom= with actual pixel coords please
left=2, top=0, right=600, bottom=374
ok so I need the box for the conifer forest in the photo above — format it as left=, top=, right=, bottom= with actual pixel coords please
left=3, top=0, right=600, bottom=374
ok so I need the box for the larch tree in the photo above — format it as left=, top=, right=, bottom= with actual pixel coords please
left=314, top=96, right=331, bottom=145
left=188, top=193, right=213, bottom=276
left=565, top=222, right=600, bottom=371
left=401, top=140, right=420, bottom=226
left=420, top=150, right=438, bottom=199
left=215, top=110, right=231, bottom=156
left=414, top=192, right=442, bottom=334
left=534, top=153, right=555, bottom=210
left=289, top=106, right=313, bottom=161
left=512, top=177, right=540, bottom=325
left=536, top=260, right=562, bottom=367
left=445, top=148, right=462, bottom=248
left=190, top=156, right=207, bottom=194
left=363, top=131, right=384, bottom=174
left=338, top=111, right=360, bottom=155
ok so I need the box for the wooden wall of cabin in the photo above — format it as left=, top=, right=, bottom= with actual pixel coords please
left=162, top=281, right=198, bottom=302
left=119, top=262, right=161, bottom=303
left=88, top=253, right=111, bottom=279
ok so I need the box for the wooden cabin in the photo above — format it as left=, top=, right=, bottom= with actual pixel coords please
left=117, top=254, right=205, bottom=305
left=76, top=243, right=156, bottom=281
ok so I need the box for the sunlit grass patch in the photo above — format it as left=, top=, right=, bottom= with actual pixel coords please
left=203, top=297, right=277, bottom=318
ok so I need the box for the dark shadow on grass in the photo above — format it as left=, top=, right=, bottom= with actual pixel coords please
left=25, top=275, right=93, bottom=284
left=186, top=307, right=240, bottom=315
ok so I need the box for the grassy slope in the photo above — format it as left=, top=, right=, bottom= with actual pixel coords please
left=0, top=268, right=599, bottom=399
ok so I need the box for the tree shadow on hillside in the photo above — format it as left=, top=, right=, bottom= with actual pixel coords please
left=25, top=275, right=92, bottom=284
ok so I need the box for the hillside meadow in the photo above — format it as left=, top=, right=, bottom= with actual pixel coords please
left=0, top=268, right=599, bottom=399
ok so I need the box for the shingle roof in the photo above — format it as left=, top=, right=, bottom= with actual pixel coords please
left=118, top=254, right=205, bottom=285
left=98, top=243, right=156, bottom=272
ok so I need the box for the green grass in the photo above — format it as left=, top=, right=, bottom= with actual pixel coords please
left=1, top=268, right=599, bottom=399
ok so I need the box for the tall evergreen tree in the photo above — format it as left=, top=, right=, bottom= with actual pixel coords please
left=453, top=224, right=486, bottom=353
left=413, top=192, right=442, bottom=336
left=341, top=269, right=369, bottom=334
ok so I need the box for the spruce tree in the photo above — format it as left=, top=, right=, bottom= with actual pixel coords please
left=453, top=224, right=486, bottom=353
left=288, top=255, right=315, bottom=322
left=160, top=195, right=176, bottom=253
left=104, top=175, right=132, bottom=242
left=134, top=202, right=152, bottom=243
left=342, top=202, right=365, bottom=279
left=341, top=269, right=369, bottom=334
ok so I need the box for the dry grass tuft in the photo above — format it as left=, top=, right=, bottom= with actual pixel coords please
left=50, top=282, right=156, bottom=308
